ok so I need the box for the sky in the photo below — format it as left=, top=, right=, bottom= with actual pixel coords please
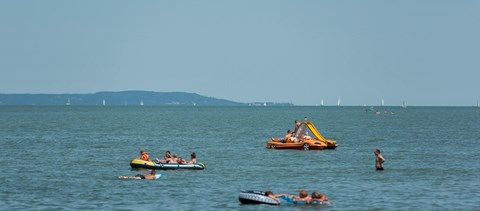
left=0, top=0, right=479, bottom=106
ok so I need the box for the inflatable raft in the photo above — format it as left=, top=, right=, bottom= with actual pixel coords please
left=238, top=190, right=330, bottom=206
left=130, top=158, right=205, bottom=170
left=238, top=191, right=278, bottom=205
left=279, top=195, right=330, bottom=205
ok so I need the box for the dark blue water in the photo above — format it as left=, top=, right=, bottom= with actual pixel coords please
left=1, top=106, right=479, bottom=210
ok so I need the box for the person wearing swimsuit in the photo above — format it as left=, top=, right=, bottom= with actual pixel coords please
left=119, top=170, right=157, bottom=180
left=374, top=149, right=385, bottom=170
left=140, top=151, right=152, bottom=162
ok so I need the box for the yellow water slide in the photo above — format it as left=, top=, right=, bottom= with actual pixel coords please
left=305, top=122, right=337, bottom=146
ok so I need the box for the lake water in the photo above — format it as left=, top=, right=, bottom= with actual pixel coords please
left=1, top=106, right=479, bottom=210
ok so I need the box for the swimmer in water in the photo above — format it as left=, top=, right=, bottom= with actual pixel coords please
left=119, top=170, right=158, bottom=180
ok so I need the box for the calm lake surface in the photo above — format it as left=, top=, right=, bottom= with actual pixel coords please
left=1, top=106, right=479, bottom=210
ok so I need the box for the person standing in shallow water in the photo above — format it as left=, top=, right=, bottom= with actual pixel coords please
left=374, top=149, right=385, bottom=170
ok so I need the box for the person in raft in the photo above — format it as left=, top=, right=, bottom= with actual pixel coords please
left=291, top=189, right=311, bottom=203
left=187, top=152, right=197, bottom=164
left=156, top=151, right=173, bottom=163
left=374, top=149, right=385, bottom=170
left=140, top=151, right=152, bottom=162
left=172, top=154, right=179, bottom=163
left=119, top=170, right=157, bottom=180
left=308, top=192, right=330, bottom=204
left=265, top=191, right=290, bottom=205
left=177, top=157, right=187, bottom=164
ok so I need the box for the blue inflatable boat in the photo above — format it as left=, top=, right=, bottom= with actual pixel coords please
left=238, top=190, right=331, bottom=206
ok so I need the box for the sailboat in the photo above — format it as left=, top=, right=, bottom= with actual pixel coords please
left=140, top=100, right=144, bottom=106
left=66, top=98, right=71, bottom=106
left=381, top=98, right=385, bottom=107
left=102, top=99, right=106, bottom=106
left=402, top=100, right=407, bottom=109
left=321, top=98, right=324, bottom=106
left=337, top=97, right=341, bottom=106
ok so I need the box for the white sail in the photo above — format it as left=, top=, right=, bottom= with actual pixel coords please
left=402, top=100, right=407, bottom=109
left=337, top=97, right=341, bottom=106
left=140, top=100, right=144, bottom=106
left=66, top=98, right=71, bottom=106
left=102, top=99, right=106, bottom=106
left=321, top=98, right=324, bottom=106
left=381, top=98, right=384, bottom=107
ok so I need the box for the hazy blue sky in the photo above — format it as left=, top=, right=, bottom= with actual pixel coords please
left=1, top=1, right=478, bottom=106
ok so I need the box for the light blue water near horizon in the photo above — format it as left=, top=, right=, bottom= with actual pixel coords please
left=1, top=106, right=479, bottom=210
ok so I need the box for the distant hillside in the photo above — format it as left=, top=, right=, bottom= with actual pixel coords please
left=0, top=91, right=244, bottom=106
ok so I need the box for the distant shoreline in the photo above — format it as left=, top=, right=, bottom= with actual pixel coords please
left=0, top=91, right=293, bottom=106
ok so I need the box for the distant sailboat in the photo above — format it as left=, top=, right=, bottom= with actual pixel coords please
left=381, top=98, right=385, bottom=107
left=321, top=98, right=324, bottom=106
left=264, top=102, right=267, bottom=106
left=337, top=97, right=341, bottom=106
left=66, top=98, right=71, bottom=106
left=140, top=100, right=144, bottom=106
left=402, top=100, right=407, bottom=109
left=102, top=99, right=106, bottom=106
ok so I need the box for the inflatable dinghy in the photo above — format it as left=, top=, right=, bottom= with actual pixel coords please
left=239, top=190, right=330, bottom=206
left=130, top=158, right=205, bottom=170
left=278, top=195, right=330, bottom=205
left=238, top=191, right=278, bottom=205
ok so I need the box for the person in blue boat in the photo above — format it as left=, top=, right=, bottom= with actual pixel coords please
left=177, top=156, right=187, bottom=164
left=187, top=152, right=197, bottom=164
left=169, top=153, right=179, bottom=163
left=156, top=151, right=173, bottom=163
left=119, top=170, right=158, bottom=180
left=374, top=149, right=385, bottom=170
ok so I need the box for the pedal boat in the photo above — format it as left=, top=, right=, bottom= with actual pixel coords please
left=266, top=122, right=338, bottom=150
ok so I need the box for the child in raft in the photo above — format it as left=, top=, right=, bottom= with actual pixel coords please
left=139, top=150, right=152, bottom=162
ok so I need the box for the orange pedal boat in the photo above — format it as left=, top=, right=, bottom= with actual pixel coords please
left=266, top=122, right=338, bottom=150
